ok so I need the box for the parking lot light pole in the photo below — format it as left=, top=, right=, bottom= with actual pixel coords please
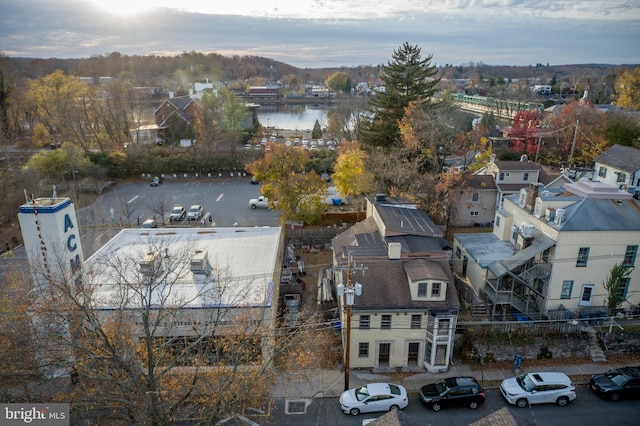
left=336, top=254, right=365, bottom=391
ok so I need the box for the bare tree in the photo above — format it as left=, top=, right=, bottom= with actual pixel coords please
left=146, top=190, right=173, bottom=225
left=21, top=235, right=317, bottom=425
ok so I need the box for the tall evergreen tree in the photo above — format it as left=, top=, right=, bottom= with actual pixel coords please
left=360, top=42, right=439, bottom=148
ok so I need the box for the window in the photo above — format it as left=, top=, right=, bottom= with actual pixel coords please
left=618, top=278, right=631, bottom=300
left=499, top=172, right=505, bottom=181
left=542, top=248, right=550, bottom=263
left=411, top=314, right=422, bottom=329
left=418, top=282, right=427, bottom=297
left=576, top=247, right=590, bottom=267
left=495, top=216, right=501, bottom=227
left=617, top=172, right=626, bottom=183
left=358, top=342, right=369, bottom=357
left=431, top=282, right=441, bottom=297
left=523, top=172, right=529, bottom=181
left=470, top=211, right=479, bottom=216
left=381, top=315, right=392, bottom=329
left=359, top=315, right=370, bottom=329
left=437, top=318, right=450, bottom=335
left=598, top=167, right=607, bottom=178
left=624, top=245, right=638, bottom=267
left=472, top=192, right=479, bottom=201
left=512, top=226, right=519, bottom=241
left=561, top=280, right=573, bottom=299
left=455, top=247, right=461, bottom=259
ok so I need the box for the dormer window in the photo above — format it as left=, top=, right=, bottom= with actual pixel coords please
left=431, top=282, right=441, bottom=297
left=418, top=282, right=427, bottom=297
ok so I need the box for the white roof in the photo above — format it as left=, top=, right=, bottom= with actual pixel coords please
left=85, top=227, right=282, bottom=310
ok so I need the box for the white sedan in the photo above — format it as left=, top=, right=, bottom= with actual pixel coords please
left=339, top=383, right=408, bottom=416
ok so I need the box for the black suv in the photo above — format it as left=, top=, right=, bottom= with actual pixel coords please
left=419, top=376, right=485, bottom=411
left=590, top=366, right=640, bottom=401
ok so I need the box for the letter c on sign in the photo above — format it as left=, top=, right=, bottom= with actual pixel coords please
left=67, top=234, right=77, bottom=252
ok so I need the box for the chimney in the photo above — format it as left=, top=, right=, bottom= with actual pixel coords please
left=525, top=183, right=539, bottom=211
left=388, top=242, right=401, bottom=260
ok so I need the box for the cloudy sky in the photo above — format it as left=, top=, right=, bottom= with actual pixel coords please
left=1, top=0, right=639, bottom=68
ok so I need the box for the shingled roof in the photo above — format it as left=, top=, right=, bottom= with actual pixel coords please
left=595, top=144, right=640, bottom=173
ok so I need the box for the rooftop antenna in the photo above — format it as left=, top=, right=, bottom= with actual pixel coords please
left=24, top=189, right=30, bottom=204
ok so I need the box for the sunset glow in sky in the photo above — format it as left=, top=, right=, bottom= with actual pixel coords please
left=2, top=0, right=638, bottom=68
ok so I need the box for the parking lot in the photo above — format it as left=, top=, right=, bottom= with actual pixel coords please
left=75, top=176, right=281, bottom=257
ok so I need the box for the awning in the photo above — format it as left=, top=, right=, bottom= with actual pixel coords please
left=488, top=231, right=555, bottom=276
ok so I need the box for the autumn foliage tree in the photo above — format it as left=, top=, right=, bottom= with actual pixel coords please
left=508, top=109, right=541, bottom=157
left=246, top=143, right=326, bottom=224
left=613, top=67, right=640, bottom=111
left=332, top=141, right=374, bottom=203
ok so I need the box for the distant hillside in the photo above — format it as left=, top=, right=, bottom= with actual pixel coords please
left=1, top=52, right=637, bottom=89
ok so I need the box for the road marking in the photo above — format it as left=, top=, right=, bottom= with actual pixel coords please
left=127, top=195, right=139, bottom=204
left=216, top=194, right=224, bottom=202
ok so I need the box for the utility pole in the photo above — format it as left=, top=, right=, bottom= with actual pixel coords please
left=569, top=119, right=579, bottom=168
left=336, top=253, right=366, bottom=391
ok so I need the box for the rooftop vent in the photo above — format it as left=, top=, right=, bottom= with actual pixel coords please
left=139, top=251, right=161, bottom=276
left=190, top=250, right=210, bottom=274
left=375, top=193, right=386, bottom=202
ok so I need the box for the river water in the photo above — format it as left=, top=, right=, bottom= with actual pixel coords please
left=256, top=104, right=333, bottom=131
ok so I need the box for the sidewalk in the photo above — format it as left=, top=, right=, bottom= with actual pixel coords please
left=270, top=361, right=625, bottom=399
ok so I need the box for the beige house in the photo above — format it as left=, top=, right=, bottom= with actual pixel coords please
left=453, top=179, right=640, bottom=320
left=592, top=144, right=640, bottom=194
left=459, top=159, right=572, bottom=228
left=332, top=196, right=459, bottom=373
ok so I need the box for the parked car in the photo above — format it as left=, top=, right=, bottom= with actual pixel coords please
left=340, top=383, right=408, bottom=416
left=419, top=376, right=485, bottom=411
left=500, top=372, right=576, bottom=408
left=169, top=206, right=186, bottom=222
left=249, top=196, right=270, bottom=209
left=250, top=176, right=259, bottom=185
left=140, top=219, right=158, bottom=228
left=186, top=204, right=204, bottom=221
left=590, top=366, right=640, bottom=401
left=150, top=176, right=163, bottom=186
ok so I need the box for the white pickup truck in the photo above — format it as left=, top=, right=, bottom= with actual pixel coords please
left=249, top=196, right=270, bottom=209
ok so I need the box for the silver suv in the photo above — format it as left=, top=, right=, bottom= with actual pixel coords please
left=500, top=372, right=576, bottom=408
left=186, top=205, right=204, bottom=221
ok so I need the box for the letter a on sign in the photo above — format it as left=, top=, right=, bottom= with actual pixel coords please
left=64, top=214, right=74, bottom=233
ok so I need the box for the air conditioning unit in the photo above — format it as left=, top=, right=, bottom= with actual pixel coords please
left=139, top=251, right=161, bottom=276
left=190, top=250, right=210, bottom=274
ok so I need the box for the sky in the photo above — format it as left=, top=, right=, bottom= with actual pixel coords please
left=1, top=0, right=639, bottom=68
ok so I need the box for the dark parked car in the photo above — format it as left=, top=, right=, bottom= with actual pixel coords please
left=419, top=376, right=485, bottom=411
left=150, top=176, right=163, bottom=186
left=590, top=366, right=640, bottom=401
left=250, top=176, right=259, bottom=185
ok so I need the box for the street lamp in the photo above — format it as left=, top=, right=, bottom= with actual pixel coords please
left=336, top=255, right=365, bottom=391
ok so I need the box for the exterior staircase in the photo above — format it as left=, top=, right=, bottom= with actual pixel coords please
left=471, top=303, right=489, bottom=318
left=585, top=327, right=607, bottom=362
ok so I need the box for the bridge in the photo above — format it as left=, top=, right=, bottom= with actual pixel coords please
left=453, top=93, right=544, bottom=120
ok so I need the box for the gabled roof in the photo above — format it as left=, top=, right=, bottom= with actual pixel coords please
left=594, top=144, right=640, bottom=173
left=493, top=161, right=542, bottom=172
left=553, top=197, right=640, bottom=231
left=366, top=408, right=431, bottom=426
left=467, top=174, right=497, bottom=190
left=341, top=259, right=459, bottom=313
left=538, top=165, right=573, bottom=188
